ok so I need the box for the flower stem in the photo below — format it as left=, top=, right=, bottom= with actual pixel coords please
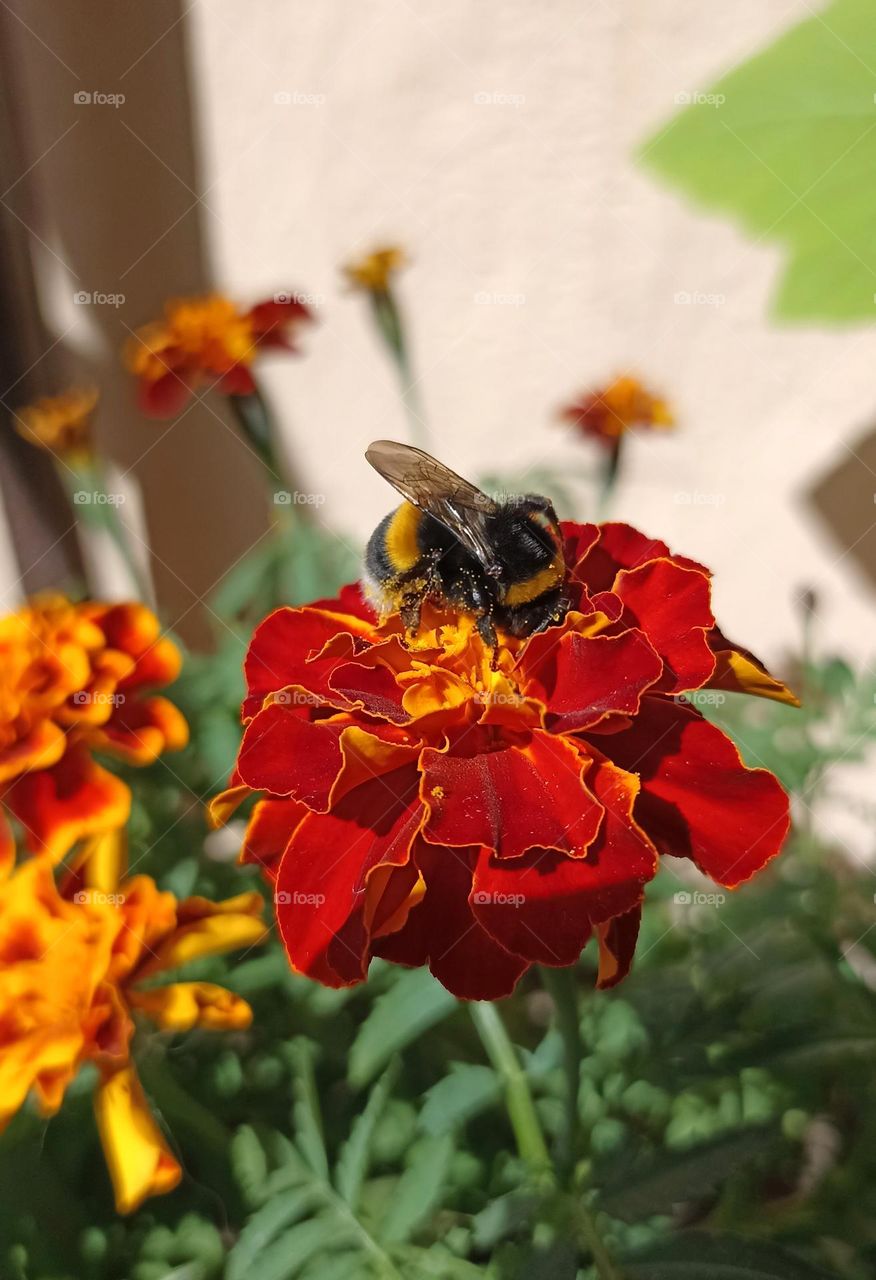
left=370, top=290, right=429, bottom=451
left=575, top=1202, right=626, bottom=1280
left=540, top=966, right=581, bottom=1181
left=469, top=1001, right=551, bottom=1178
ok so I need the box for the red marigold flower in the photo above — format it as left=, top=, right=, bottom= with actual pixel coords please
left=560, top=374, right=673, bottom=447
left=214, top=524, right=796, bottom=1001
left=124, top=292, right=312, bottom=419
left=0, top=596, right=187, bottom=867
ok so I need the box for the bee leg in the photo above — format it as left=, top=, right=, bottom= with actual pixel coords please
left=477, top=612, right=498, bottom=655
left=400, top=595, right=422, bottom=634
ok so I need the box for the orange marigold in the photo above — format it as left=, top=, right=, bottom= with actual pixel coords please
left=0, top=830, right=267, bottom=1214
left=14, top=386, right=99, bottom=459
left=124, top=292, right=312, bottom=418
left=560, top=374, right=674, bottom=446
left=0, top=597, right=187, bottom=869
left=344, top=245, right=407, bottom=293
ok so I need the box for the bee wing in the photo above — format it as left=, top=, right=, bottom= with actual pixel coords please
left=366, top=440, right=501, bottom=571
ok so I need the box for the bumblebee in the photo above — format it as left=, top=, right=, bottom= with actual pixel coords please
left=364, top=440, right=568, bottom=646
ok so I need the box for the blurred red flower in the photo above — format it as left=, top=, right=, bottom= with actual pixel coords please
left=560, top=374, right=673, bottom=447
left=214, top=521, right=796, bottom=1000
left=124, top=292, right=312, bottom=418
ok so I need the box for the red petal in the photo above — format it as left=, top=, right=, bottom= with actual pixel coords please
left=421, top=730, right=602, bottom=860
left=596, top=905, right=642, bottom=988
left=521, top=626, right=662, bottom=732
left=597, top=696, right=790, bottom=887
left=242, top=796, right=309, bottom=880
left=238, top=708, right=418, bottom=811
left=248, top=297, right=312, bottom=338
left=311, top=583, right=378, bottom=623
left=470, top=758, right=655, bottom=965
left=274, top=767, right=422, bottom=986
left=614, top=560, right=716, bottom=694
left=221, top=367, right=257, bottom=396
left=243, top=605, right=375, bottom=720
left=374, top=841, right=529, bottom=1000
left=137, top=371, right=193, bottom=419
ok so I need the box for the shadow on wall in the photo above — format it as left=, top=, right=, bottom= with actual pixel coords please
left=0, top=0, right=270, bottom=648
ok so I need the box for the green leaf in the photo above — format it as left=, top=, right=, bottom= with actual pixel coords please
left=596, top=1126, right=777, bottom=1222
left=226, top=1188, right=322, bottom=1280
left=348, top=968, right=458, bottom=1087
left=419, top=1064, right=501, bottom=1136
left=379, top=1135, right=454, bottom=1243
left=639, top=0, right=876, bottom=322
left=335, top=1062, right=398, bottom=1211
left=230, top=1126, right=269, bottom=1206
left=242, top=1217, right=359, bottom=1280
left=288, top=1040, right=330, bottom=1181
left=622, top=1233, right=843, bottom=1279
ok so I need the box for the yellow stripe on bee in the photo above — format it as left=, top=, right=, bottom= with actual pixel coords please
left=385, top=502, right=423, bottom=573
left=503, top=554, right=564, bottom=606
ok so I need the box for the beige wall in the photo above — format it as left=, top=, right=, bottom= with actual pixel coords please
left=2, top=0, right=875, bottom=672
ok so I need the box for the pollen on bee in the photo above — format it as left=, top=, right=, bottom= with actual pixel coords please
left=430, top=785, right=445, bottom=800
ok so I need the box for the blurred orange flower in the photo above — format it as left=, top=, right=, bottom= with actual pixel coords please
left=124, top=292, right=312, bottom=418
left=560, top=375, right=674, bottom=447
left=14, top=386, right=99, bottom=459
left=0, top=597, right=187, bottom=869
left=0, top=830, right=267, bottom=1214
left=344, top=245, right=406, bottom=293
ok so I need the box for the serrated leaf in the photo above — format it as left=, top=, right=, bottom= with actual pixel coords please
left=419, top=1064, right=501, bottom=1136
left=379, top=1135, right=453, bottom=1243
left=639, top=0, right=876, bottom=323
left=596, top=1125, right=777, bottom=1222
left=288, top=1040, right=330, bottom=1181
left=335, top=1062, right=398, bottom=1211
left=622, top=1232, right=843, bottom=1279
left=348, top=968, right=458, bottom=1087
left=227, top=1188, right=322, bottom=1280
left=243, top=1216, right=358, bottom=1280
left=230, top=1126, right=269, bottom=1206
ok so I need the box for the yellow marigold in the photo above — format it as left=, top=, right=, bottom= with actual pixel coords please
left=560, top=374, right=674, bottom=446
left=0, top=830, right=268, bottom=1214
left=344, top=245, right=407, bottom=293
left=124, top=292, right=312, bottom=418
left=0, top=596, right=187, bottom=869
left=14, top=387, right=99, bottom=459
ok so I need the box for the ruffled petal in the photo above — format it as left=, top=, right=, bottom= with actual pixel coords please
left=243, top=605, right=376, bottom=720
left=274, top=767, right=423, bottom=986
left=375, top=842, right=529, bottom=1000
left=597, top=696, right=790, bottom=887
left=238, top=708, right=418, bottom=810
left=521, top=626, right=662, bottom=732
left=0, top=719, right=66, bottom=785
left=94, top=1066, right=182, bottom=1214
left=614, top=559, right=716, bottom=694
left=241, top=796, right=309, bottom=880
left=6, top=745, right=131, bottom=863
left=136, top=897, right=268, bottom=979
left=595, top=905, right=642, bottom=988
left=421, top=731, right=602, bottom=860
left=129, top=981, right=253, bottom=1031
left=92, top=696, right=188, bottom=764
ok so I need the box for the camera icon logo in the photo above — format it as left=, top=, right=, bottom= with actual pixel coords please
left=74, top=291, right=92, bottom=305
left=274, top=91, right=292, bottom=105
left=274, top=890, right=292, bottom=904
left=273, top=290, right=293, bottom=305
left=73, top=91, right=92, bottom=105
left=673, top=891, right=692, bottom=905
left=73, top=491, right=91, bottom=504
left=274, top=490, right=292, bottom=505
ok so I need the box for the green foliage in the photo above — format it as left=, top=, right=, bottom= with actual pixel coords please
left=639, top=0, right=876, bottom=322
